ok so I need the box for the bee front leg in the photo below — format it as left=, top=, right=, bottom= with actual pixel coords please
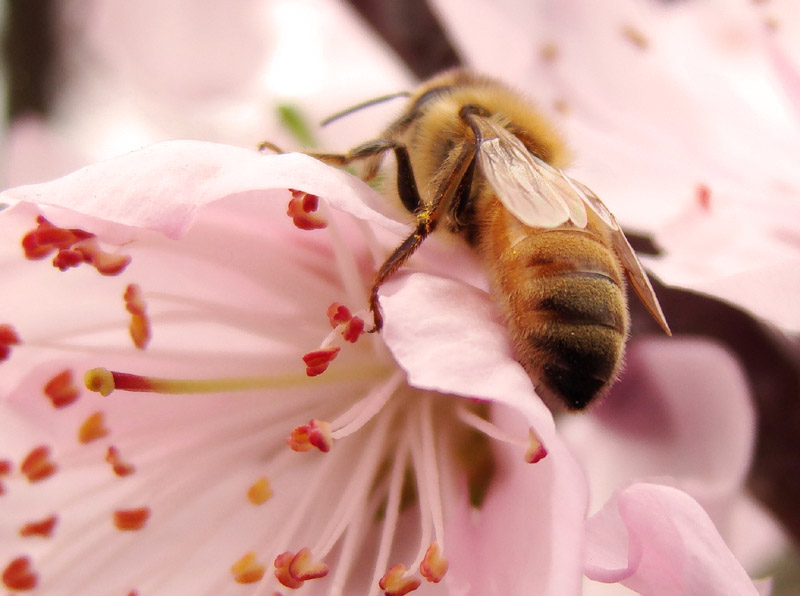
left=368, top=137, right=477, bottom=332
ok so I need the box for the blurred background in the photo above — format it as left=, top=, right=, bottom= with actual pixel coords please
left=1, top=0, right=799, bottom=593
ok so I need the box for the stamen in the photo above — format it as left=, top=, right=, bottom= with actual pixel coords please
left=0, top=324, right=21, bottom=362
left=287, top=419, right=333, bottom=453
left=20, top=445, right=58, bottom=483
left=419, top=543, right=448, bottom=583
left=287, top=189, right=327, bottom=230
left=43, top=369, right=80, bottom=408
left=231, top=552, right=266, bottom=584
left=328, top=302, right=353, bottom=327
left=78, top=412, right=110, bottom=444
left=288, top=547, right=329, bottom=581
left=247, top=477, right=273, bottom=505
left=85, top=367, right=310, bottom=397
left=124, top=284, right=151, bottom=350
left=302, top=347, right=341, bottom=377
left=2, top=556, right=38, bottom=591
left=113, top=507, right=151, bottom=531
left=378, top=564, right=421, bottom=596
left=342, top=317, right=365, bottom=343
left=274, top=552, right=304, bottom=589
left=106, top=446, right=136, bottom=477
left=524, top=429, right=548, bottom=464
left=457, top=408, right=547, bottom=463
left=19, top=515, right=58, bottom=538
left=21, top=216, right=130, bottom=275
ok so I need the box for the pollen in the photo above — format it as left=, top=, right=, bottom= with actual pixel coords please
left=302, top=346, right=340, bottom=377
left=20, top=445, right=57, bottom=483
left=106, top=446, right=136, bottom=477
left=287, top=419, right=333, bottom=453
left=124, top=284, right=151, bottom=349
left=2, top=556, right=38, bottom=591
left=247, top=477, right=273, bottom=505
left=287, top=189, right=327, bottom=230
left=0, top=324, right=21, bottom=362
left=231, top=552, right=266, bottom=584
left=378, top=564, right=421, bottom=596
left=78, top=412, right=110, bottom=444
left=19, top=515, right=58, bottom=538
left=113, top=507, right=151, bottom=531
left=43, top=369, right=81, bottom=408
left=419, top=543, right=448, bottom=583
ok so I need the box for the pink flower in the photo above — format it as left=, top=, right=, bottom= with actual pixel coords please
left=0, top=142, right=591, bottom=595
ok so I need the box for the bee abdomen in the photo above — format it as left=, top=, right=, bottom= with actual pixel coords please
left=488, top=227, right=630, bottom=410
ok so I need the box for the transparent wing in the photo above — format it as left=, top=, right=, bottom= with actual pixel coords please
left=473, top=116, right=587, bottom=229
left=570, top=179, right=672, bottom=335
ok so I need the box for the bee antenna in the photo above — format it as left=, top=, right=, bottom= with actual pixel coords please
left=321, top=91, right=411, bottom=127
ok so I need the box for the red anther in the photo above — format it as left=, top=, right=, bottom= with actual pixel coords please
left=2, top=556, right=38, bottom=591
left=327, top=302, right=353, bottom=327
left=524, top=429, right=548, bottom=464
left=696, top=183, right=712, bottom=211
left=419, top=543, right=448, bottom=583
left=73, top=239, right=131, bottom=275
left=287, top=189, right=327, bottom=230
left=287, top=419, right=333, bottom=453
left=0, top=324, right=21, bottom=362
left=52, top=248, right=87, bottom=270
left=89, top=248, right=132, bottom=276
left=302, top=346, right=340, bottom=377
left=19, top=515, right=58, bottom=538
left=20, top=445, right=57, bottom=483
left=78, top=412, right=109, bottom=444
left=288, top=547, right=329, bottom=581
left=274, top=552, right=304, bottom=589
left=342, top=316, right=365, bottom=343
left=231, top=552, right=266, bottom=584
left=113, top=507, right=150, bottom=531
left=0, top=460, right=11, bottom=475
left=106, top=446, right=136, bottom=477
left=43, top=369, right=80, bottom=408
left=379, top=564, right=421, bottom=596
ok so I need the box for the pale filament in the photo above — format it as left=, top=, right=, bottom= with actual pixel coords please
left=330, top=370, right=404, bottom=439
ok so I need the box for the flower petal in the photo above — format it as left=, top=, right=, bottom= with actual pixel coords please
left=0, top=142, right=408, bottom=240
left=584, top=483, right=762, bottom=596
left=380, top=271, right=555, bottom=437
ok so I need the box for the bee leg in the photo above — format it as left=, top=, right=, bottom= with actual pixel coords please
left=368, top=137, right=478, bottom=332
left=307, top=139, right=398, bottom=182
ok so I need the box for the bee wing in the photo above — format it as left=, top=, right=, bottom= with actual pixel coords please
left=473, top=116, right=587, bottom=229
left=570, top=179, right=672, bottom=335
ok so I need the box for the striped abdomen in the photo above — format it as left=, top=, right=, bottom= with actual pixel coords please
left=476, top=202, right=629, bottom=410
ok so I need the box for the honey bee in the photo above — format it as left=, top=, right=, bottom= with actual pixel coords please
left=306, top=69, right=671, bottom=410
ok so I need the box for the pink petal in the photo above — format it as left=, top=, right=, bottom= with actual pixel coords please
left=584, top=483, right=762, bottom=596
left=0, top=142, right=407, bottom=241
left=380, top=271, right=555, bottom=438
left=562, top=337, right=754, bottom=519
